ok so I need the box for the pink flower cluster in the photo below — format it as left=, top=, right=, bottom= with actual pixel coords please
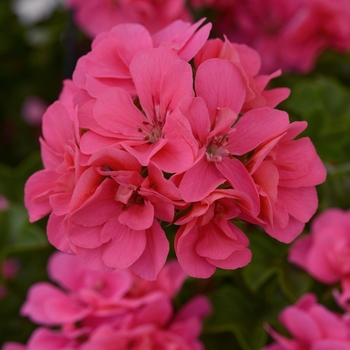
left=192, top=0, right=350, bottom=73
left=24, top=19, right=326, bottom=280
left=3, top=252, right=211, bottom=350
left=264, top=293, right=350, bottom=350
left=66, top=0, right=192, bottom=38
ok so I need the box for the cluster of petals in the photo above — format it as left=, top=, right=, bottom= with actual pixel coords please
left=191, top=0, right=350, bottom=73
left=65, top=0, right=192, bottom=38
left=264, top=293, right=350, bottom=350
left=3, top=252, right=211, bottom=350
left=289, top=208, right=350, bottom=284
left=24, top=19, right=326, bottom=279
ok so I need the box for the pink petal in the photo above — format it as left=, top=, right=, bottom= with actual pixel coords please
left=178, top=96, right=211, bottom=144
left=24, top=170, right=60, bottom=222
left=47, top=252, right=85, bottom=291
left=280, top=307, right=322, bottom=343
left=118, top=200, right=154, bottom=230
left=86, top=38, right=130, bottom=79
left=130, top=220, right=169, bottom=280
left=152, top=19, right=211, bottom=62
left=27, top=328, right=73, bottom=350
left=228, top=107, right=290, bottom=155
left=41, top=101, right=74, bottom=165
left=195, top=220, right=242, bottom=260
left=217, top=157, right=260, bottom=216
left=266, top=216, right=305, bottom=243
left=175, top=223, right=216, bottom=278
left=94, top=87, right=145, bottom=135
left=195, top=58, right=246, bottom=119
left=130, top=47, right=188, bottom=119
left=179, top=155, right=226, bottom=202
left=47, top=214, right=72, bottom=252
left=121, top=138, right=168, bottom=167
left=21, top=283, right=90, bottom=325
left=278, top=186, right=318, bottom=223
left=207, top=248, right=252, bottom=270
left=70, top=179, right=120, bottom=227
left=102, top=218, right=147, bottom=269
left=66, top=220, right=107, bottom=249
left=288, top=235, right=313, bottom=269
left=88, top=148, right=141, bottom=172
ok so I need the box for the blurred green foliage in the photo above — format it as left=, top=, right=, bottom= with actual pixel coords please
left=0, top=0, right=350, bottom=348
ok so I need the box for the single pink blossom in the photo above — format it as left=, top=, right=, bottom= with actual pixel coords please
left=264, top=293, right=350, bottom=350
left=57, top=144, right=184, bottom=278
left=241, top=120, right=327, bottom=243
left=66, top=0, right=192, bottom=38
left=289, top=208, right=350, bottom=283
left=194, top=37, right=290, bottom=111
left=176, top=56, right=293, bottom=209
left=79, top=47, right=198, bottom=174
left=175, top=190, right=252, bottom=278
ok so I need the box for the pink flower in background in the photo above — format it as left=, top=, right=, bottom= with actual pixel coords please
left=66, top=0, right=192, bottom=38
left=21, top=96, right=47, bottom=126
left=4, top=252, right=211, bottom=350
left=0, top=258, right=20, bottom=301
left=191, top=0, right=350, bottom=73
left=289, top=208, right=350, bottom=284
left=264, top=293, right=350, bottom=350
left=0, top=194, right=9, bottom=211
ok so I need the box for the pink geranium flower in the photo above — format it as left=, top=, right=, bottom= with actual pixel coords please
left=79, top=47, right=198, bottom=174
left=4, top=252, right=211, bottom=350
left=289, top=208, right=350, bottom=283
left=66, top=0, right=192, bottom=38
left=176, top=58, right=292, bottom=206
left=243, top=121, right=327, bottom=243
left=175, top=189, right=252, bottom=278
left=264, top=293, right=350, bottom=350
left=65, top=157, right=180, bottom=279
left=194, top=37, right=290, bottom=111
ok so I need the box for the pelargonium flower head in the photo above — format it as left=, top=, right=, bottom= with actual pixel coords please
left=4, top=252, right=211, bottom=350
left=194, top=37, right=290, bottom=111
left=264, top=293, right=350, bottom=350
left=66, top=0, right=193, bottom=38
left=289, top=208, right=350, bottom=284
left=175, top=189, right=252, bottom=278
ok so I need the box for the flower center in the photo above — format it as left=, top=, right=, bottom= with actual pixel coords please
left=206, top=135, right=230, bottom=162
left=137, top=120, right=163, bottom=144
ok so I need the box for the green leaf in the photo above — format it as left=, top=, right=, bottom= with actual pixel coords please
left=241, top=233, right=286, bottom=292
left=204, top=286, right=267, bottom=350
left=0, top=203, right=48, bottom=260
